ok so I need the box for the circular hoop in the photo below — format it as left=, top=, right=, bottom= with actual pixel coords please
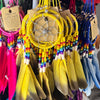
left=27, top=13, right=63, bottom=49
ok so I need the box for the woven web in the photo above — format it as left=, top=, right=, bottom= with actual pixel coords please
left=30, top=16, right=59, bottom=46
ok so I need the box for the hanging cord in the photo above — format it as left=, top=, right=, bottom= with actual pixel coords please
left=92, top=0, right=94, bottom=13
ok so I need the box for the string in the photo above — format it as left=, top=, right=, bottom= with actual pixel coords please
left=92, top=0, right=94, bottom=13
left=53, top=0, right=55, bottom=7
left=56, top=0, right=57, bottom=7
left=85, top=0, right=88, bottom=13
left=58, top=0, right=61, bottom=10
left=89, top=0, right=91, bottom=13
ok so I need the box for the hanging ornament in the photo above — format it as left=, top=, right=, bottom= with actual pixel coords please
left=0, top=0, right=24, bottom=99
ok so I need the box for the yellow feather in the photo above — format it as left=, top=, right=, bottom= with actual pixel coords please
left=38, top=72, right=43, bottom=88
left=59, top=59, right=68, bottom=95
left=29, top=65, right=46, bottom=99
left=27, top=65, right=40, bottom=100
left=43, top=72, right=52, bottom=100
left=21, top=65, right=30, bottom=100
left=45, top=65, right=55, bottom=94
left=66, top=54, right=79, bottom=90
left=52, top=58, right=68, bottom=96
left=52, top=59, right=61, bottom=93
left=71, top=51, right=87, bottom=89
left=16, top=59, right=27, bottom=100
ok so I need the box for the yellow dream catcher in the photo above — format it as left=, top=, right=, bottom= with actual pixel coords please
left=16, top=0, right=87, bottom=100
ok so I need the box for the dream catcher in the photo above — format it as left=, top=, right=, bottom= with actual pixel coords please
left=0, top=0, right=24, bottom=99
left=77, top=0, right=100, bottom=96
